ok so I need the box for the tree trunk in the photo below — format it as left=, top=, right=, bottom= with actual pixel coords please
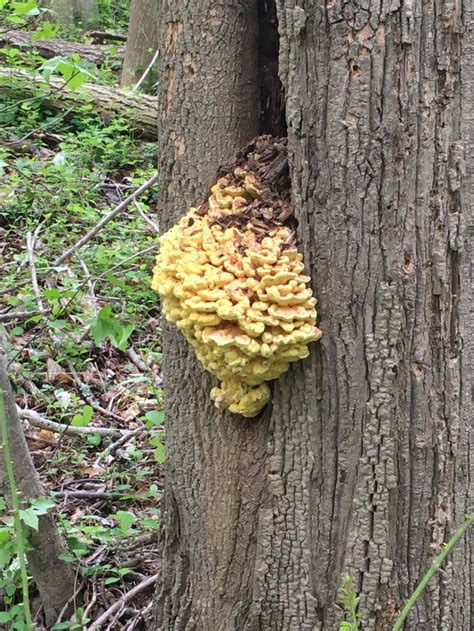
left=120, top=0, right=158, bottom=91
left=47, top=0, right=73, bottom=27
left=152, top=0, right=472, bottom=629
left=0, top=347, right=75, bottom=625
left=73, top=0, right=99, bottom=28
left=49, top=0, right=100, bottom=29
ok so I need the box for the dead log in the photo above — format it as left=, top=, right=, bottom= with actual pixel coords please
left=0, top=30, right=124, bottom=64
left=0, top=67, right=157, bottom=139
left=86, top=30, right=128, bottom=43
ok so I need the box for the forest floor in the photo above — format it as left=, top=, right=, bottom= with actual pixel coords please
left=0, top=7, right=163, bottom=630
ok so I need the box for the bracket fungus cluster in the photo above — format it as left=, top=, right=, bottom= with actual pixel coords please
left=152, top=136, right=322, bottom=417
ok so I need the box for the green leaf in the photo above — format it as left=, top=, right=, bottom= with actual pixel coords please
left=114, top=510, right=135, bottom=532
left=33, top=20, right=59, bottom=40
left=11, top=0, right=38, bottom=15
left=90, top=305, right=116, bottom=345
left=0, top=528, right=11, bottom=544
left=0, top=495, right=7, bottom=512
left=147, top=484, right=159, bottom=497
left=339, top=623, right=353, bottom=631
left=104, top=576, right=120, bottom=584
left=153, top=439, right=166, bottom=464
left=43, top=287, right=62, bottom=301
left=6, top=13, right=24, bottom=23
left=19, top=507, right=39, bottom=530
left=145, top=410, right=165, bottom=427
left=0, top=612, right=11, bottom=623
left=86, top=433, right=101, bottom=447
left=90, top=306, right=134, bottom=350
left=71, top=405, right=94, bottom=427
left=63, top=69, right=87, bottom=91
left=115, top=323, right=134, bottom=351
left=0, top=546, right=14, bottom=567
left=30, top=496, right=55, bottom=515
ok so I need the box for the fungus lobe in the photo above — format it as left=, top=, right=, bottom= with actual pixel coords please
left=152, top=136, right=322, bottom=418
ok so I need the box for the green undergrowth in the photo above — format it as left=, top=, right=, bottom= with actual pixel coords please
left=0, top=54, right=164, bottom=627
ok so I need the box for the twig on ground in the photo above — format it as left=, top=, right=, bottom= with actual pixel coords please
left=133, top=199, right=160, bottom=234
left=0, top=308, right=50, bottom=322
left=98, top=426, right=144, bottom=460
left=88, top=574, right=158, bottom=631
left=0, top=278, right=30, bottom=296
left=77, top=255, right=98, bottom=315
left=131, top=49, right=159, bottom=93
left=53, top=173, right=160, bottom=266
left=105, top=601, right=126, bottom=631
left=119, top=532, right=158, bottom=551
left=124, top=600, right=153, bottom=630
left=17, top=406, right=126, bottom=437
left=26, top=229, right=44, bottom=311
left=83, top=583, right=98, bottom=620
left=108, top=245, right=157, bottom=275
left=66, top=360, right=126, bottom=423
left=125, top=347, right=150, bottom=372
left=54, top=490, right=125, bottom=500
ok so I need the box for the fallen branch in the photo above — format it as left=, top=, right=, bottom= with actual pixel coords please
left=86, top=30, right=128, bottom=43
left=53, top=490, right=125, bottom=500
left=26, top=229, right=44, bottom=312
left=0, top=67, right=158, bottom=139
left=17, top=406, right=126, bottom=438
left=125, top=347, right=150, bottom=373
left=77, top=255, right=98, bottom=315
left=96, top=426, right=144, bottom=467
left=53, top=172, right=159, bottom=266
left=133, top=199, right=160, bottom=235
left=88, top=574, right=158, bottom=631
left=1, top=29, right=124, bottom=64
left=0, top=308, right=50, bottom=322
left=66, top=360, right=126, bottom=423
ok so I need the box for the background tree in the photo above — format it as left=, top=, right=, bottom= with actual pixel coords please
left=121, top=0, right=158, bottom=91
left=152, top=0, right=472, bottom=629
left=48, top=0, right=100, bottom=29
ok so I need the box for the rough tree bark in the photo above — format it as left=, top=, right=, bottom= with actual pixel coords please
left=152, top=1, right=472, bottom=630
left=0, top=348, right=75, bottom=625
left=120, top=0, right=158, bottom=90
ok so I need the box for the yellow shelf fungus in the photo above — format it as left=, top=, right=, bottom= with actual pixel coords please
left=152, top=136, right=322, bottom=417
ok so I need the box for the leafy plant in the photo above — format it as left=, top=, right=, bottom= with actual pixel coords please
left=0, top=7, right=162, bottom=626
left=97, top=0, right=129, bottom=31
left=90, top=305, right=134, bottom=351
left=40, top=55, right=95, bottom=91
left=338, top=574, right=360, bottom=631
left=392, top=513, right=474, bottom=630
